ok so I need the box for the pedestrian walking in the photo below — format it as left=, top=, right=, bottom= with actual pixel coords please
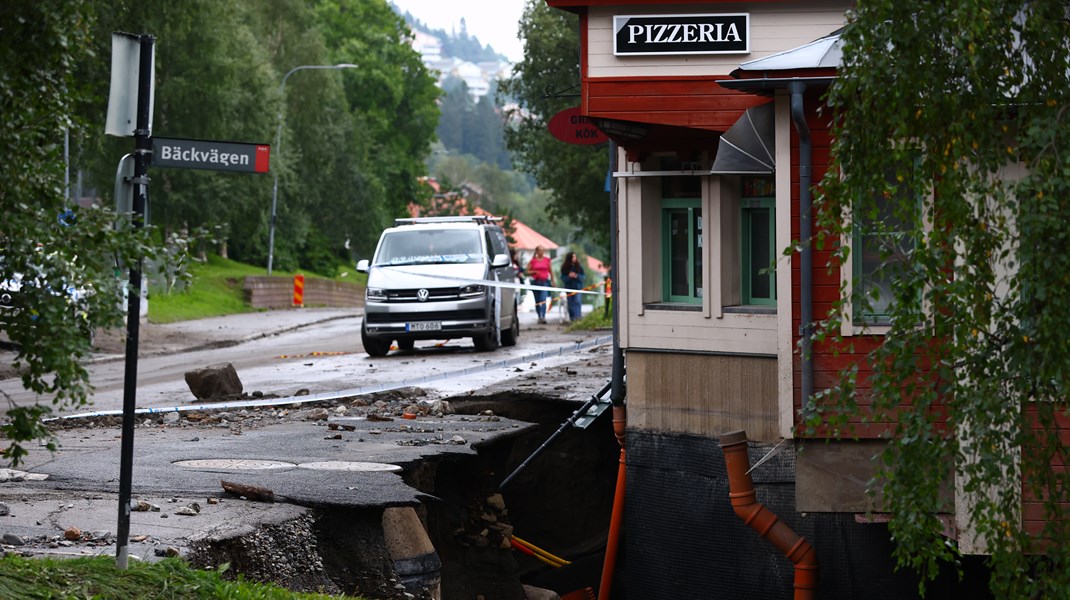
left=528, top=246, right=554, bottom=324
left=561, top=251, right=585, bottom=322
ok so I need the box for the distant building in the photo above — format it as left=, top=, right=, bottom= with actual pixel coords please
left=405, top=28, right=511, bottom=100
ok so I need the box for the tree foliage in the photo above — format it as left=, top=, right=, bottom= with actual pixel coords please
left=0, top=0, right=442, bottom=462
left=499, top=0, right=609, bottom=249
left=0, top=1, right=197, bottom=463
left=813, top=2, right=1070, bottom=595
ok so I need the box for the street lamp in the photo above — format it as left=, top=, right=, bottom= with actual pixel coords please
left=267, top=63, right=358, bottom=274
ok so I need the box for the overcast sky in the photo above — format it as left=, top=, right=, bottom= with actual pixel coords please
left=390, top=0, right=528, bottom=62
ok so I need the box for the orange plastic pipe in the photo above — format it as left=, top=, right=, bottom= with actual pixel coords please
left=598, top=405, right=628, bottom=600
left=720, top=430, right=818, bottom=600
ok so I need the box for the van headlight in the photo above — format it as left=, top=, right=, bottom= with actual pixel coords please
left=366, top=288, right=387, bottom=302
left=459, top=284, right=486, bottom=298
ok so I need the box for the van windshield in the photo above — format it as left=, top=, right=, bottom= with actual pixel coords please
left=375, top=229, right=484, bottom=266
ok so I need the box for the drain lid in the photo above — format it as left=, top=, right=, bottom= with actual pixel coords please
left=298, top=461, right=402, bottom=473
left=173, top=459, right=296, bottom=470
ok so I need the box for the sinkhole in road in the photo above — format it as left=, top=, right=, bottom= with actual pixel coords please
left=180, top=392, right=624, bottom=599
left=402, top=392, right=624, bottom=599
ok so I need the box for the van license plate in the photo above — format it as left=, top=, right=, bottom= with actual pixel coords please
left=407, top=321, right=441, bottom=332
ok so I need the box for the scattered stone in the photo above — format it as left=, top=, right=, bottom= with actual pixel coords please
left=324, top=434, right=342, bottom=440
left=334, top=405, right=348, bottom=414
left=522, top=584, right=562, bottom=600
left=183, top=363, right=243, bottom=400
left=428, top=400, right=454, bottom=415
left=295, top=388, right=310, bottom=396
left=150, top=504, right=161, bottom=512
left=63, top=527, right=81, bottom=541
left=251, top=390, right=264, bottom=398
left=166, top=546, right=180, bottom=557
left=133, top=500, right=151, bottom=512
left=449, top=435, right=467, bottom=445
left=367, top=414, right=393, bottom=422
left=130, top=535, right=148, bottom=542
left=175, top=506, right=198, bottom=516
left=486, top=494, right=506, bottom=512
left=90, top=530, right=111, bottom=541
left=3, top=533, right=24, bottom=546
left=0, top=503, right=8, bottom=517
left=206, top=497, right=219, bottom=505
left=163, top=412, right=181, bottom=424
left=0, top=469, right=26, bottom=483
left=302, top=408, right=329, bottom=421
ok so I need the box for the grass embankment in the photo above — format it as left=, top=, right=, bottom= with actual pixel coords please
left=148, top=255, right=365, bottom=324
left=566, top=298, right=614, bottom=331
left=0, top=555, right=363, bottom=600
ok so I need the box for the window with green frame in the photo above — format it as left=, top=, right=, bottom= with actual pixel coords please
left=741, top=176, right=776, bottom=306
left=661, top=198, right=703, bottom=304
left=852, top=162, right=919, bottom=324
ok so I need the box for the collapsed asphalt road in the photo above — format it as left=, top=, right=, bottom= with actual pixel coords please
left=0, top=308, right=618, bottom=599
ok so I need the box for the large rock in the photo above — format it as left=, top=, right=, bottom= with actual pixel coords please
left=184, top=363, right=243, bottom=400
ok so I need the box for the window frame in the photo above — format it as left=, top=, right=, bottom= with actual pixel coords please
left=842, top=157, right=925, bottom=335
left=660, top=197, right=703, bottom=305
left=741, top=195, right=777, bottom=306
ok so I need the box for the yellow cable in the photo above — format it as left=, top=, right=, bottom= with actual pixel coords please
left=511, top=535, right=571, bottom=566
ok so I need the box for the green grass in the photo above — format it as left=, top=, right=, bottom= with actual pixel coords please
left=0, top=555, right=363, bottom=599
left=567, top=299, right=613, bottom=331
left=148, top=255, right=366, bottom=324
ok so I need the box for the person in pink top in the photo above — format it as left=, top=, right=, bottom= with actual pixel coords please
left=528, top=245, right=554, bottom=324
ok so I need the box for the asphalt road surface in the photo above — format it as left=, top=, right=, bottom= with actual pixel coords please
left=0, top=307, right=611, bottom=418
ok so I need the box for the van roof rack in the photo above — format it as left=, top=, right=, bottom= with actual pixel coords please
left=394, top=215, right=501, bottom=226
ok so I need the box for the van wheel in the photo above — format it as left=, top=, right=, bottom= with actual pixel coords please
left=501, top=301, right=519, bottom=347
left=361, top=322, right=391, bottom=357
left=397, top=339, right=415, bottom=351
left=473, top=330, right=499, bottom=352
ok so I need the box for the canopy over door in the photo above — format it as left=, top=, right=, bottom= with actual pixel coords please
left=710, top=102, right=775, bottom=174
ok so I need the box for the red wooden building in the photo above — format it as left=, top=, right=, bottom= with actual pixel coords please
left=542, top=1, right=996, bottom=597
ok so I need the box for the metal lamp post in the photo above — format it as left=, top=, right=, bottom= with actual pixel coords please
left=267, top=63, right=358, bottom=274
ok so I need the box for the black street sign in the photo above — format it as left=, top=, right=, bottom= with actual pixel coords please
left=614, top=13, right=749, bottom=56
left=151, top=137, right=270, bottom=173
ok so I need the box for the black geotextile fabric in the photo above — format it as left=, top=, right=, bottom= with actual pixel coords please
left=623, top=431, right=993, bottom=600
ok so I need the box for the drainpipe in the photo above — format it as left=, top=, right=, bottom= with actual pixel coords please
left=600, top=139, right=627, bottom=600
left=720, top=430, right=817, bottom=599
left=788, top=81, right=814, bottom=415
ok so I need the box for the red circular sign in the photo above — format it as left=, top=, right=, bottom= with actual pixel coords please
left=547, top=106, right=609, bottom=145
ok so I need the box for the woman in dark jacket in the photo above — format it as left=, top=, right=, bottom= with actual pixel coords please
left=560, top=251, right=586, bottom=322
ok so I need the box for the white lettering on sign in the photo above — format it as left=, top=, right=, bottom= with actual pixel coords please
left=615, top=14, right=748, bottom=56
left=627, top=21, right=740, bottom=44
left=159, top=145, right=250, bottom=166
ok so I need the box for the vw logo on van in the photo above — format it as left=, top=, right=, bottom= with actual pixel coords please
left=416, top=288, right=430, bottom=302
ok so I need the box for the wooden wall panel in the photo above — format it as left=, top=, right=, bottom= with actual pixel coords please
left=629, top=351, right=780, bottom=441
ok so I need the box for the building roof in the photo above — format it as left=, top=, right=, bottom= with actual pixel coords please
left=586, top=255, right=609, bottom=276
left=736, top=29, right=843, bottom=72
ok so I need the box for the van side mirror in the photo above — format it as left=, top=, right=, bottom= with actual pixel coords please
left=491, top=254, right=510, bottom=268
left=356, top=259, right=369, bottom=273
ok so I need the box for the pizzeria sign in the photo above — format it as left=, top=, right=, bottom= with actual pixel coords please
left=614, top=13, right=749, bottom=56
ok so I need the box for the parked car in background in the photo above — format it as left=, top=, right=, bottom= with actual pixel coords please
left=356, top=216, right=519, bottom=357
left=0, top=257, right=94, bottom=342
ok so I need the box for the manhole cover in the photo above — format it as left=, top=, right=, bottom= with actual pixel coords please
left=173, top=459, right=296, bottom=470
left=298, top=461, right=402, bottom=473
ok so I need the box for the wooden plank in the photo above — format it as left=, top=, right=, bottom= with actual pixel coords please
left=628, top=351, right=780, bottom=441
